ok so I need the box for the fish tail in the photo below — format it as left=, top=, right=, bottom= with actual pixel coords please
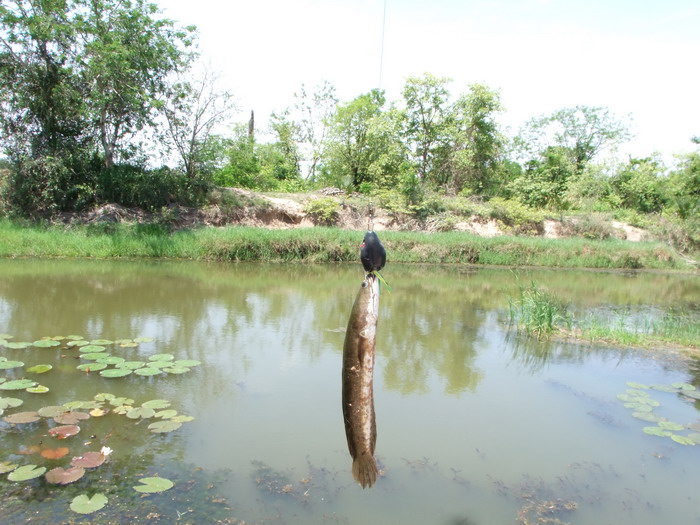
left=352, top=453, right=378, bottom=488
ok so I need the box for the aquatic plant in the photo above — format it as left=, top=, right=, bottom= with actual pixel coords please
left=508, top=281, right=572, bottom=339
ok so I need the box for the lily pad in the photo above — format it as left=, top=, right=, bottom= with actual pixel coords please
left=90, top=339, right=114, bottom=345
left=0, top=461, right=18, bottom=474
left=671, top=382, right=696, bottom=391
left=26, top=385, right=50, bottom=394
left=65, top=335, right=84, bottom=340
left=658, top=421, right=685, bottom=431
left=650, top=384, right=679, bottom=392
left=3, top=342, right=31, bottom=349
left=26, top=364, right=53, bottom=374
left=670, top=434, right=696, bottom=446
left=134, top=367, right=161, bottom=376
left=116, top=361, right=145, bottom=370
left=632, top=411, right=661, bottom=422
left=79, top=345, right=106, bottom=353
left=38, top=405, right=68, bottom=418
left=146, top=361, right=172, bottom=369
left=77, top=362, right=108, bottom=372
left=94, top=393, right=115, bottom=402
left=171, top=415, right=194, bottom=423
left=0, top=360, right=24, bottom=370
left=119, top=342, right=139, bottom=348
left=90, top=408, right=107, bottom=417
left=643, top=426, right=672, bottom=437
left=49, top=425, right=80, bottom=439
left=46, top=466, right=85, bottom=484
left=626, top=382, right=649, bottom=389
left=0, top=397, right=23, bottom=410
left=133, top=476, right=174, bottom=493
left=148, top=420, right=182, bottom=433
left=32, top=340, right=60, bottom=348
left=8, top=464, right=47, bottom=481
left=680, top=390, right=700, bottom=400
left=109, top=396, right=134, bottom=406
left=99, top=368, right=132, bottom=378
left=148, top=353, right=174, bottom=362
left=126, top=406, right=156, bottom=419
left=70, top=493, right=107, bottom=514
left=54, top=412, right=90, bottom=425
left=0, top=379, right=37, bottom=390
left=41, top=447, right=70, bottom=459
left=164, top=366, right=190, bottom=374
left=3, top=411, right=40, bottom=424
left=81, top=352, right=111, bottom=361
left=112, top=405, right=133, bottom=415
left=71, top=451, right=106, bottom=468
left=95, top=356, right=125, bottom=365
left=154, top=409, right=178, bottom=419
left=142, top=399, right=171, bottom=410
left=134, top=336, right=154, bottom=343
left=66, top=340, right=89, bottom=347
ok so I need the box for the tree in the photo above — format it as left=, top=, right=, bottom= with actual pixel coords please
left=76, top=0, right=196, bottom=168
left=610, top=156, right=666, bottom=213
left=402, top=73, right=453, bottom=184
left=508, top=146, right=576, bottom=209
left=162, top=67, right=236, bottom=178
left=517, top=105, right=632, bottom=172
left=293, top=80, right=337, bottom=180
left=269, top=109, right=301, bottom=181
left=447, top=83, right=505, bottom=195
left=0, top=0, right=90, bottom=158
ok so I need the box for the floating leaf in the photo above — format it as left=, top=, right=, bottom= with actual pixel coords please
left=687, top=433, right=700, bottom=445
left=116, top=361, right=145, bottom=370
left=90, top=408, right=107, bottom=417
left=149, top=353, right=174, bottom=362
left=94, top=393, right=115, bottom=402
left=670, top=434, right=696, bottom=446
left=63, top=401, right=86, bottom=410
left=26, top=385, right=49, bottom=394
left=146, top=361, right=172, bottom=369
left=79, top=345, right=106, bottom=353
left=77, top=362, right=107, bottom=372
left=133, top=476, right=174, bottom=493
left=99, top=368, right=132, bottom=378
left=54, top=412, right=90, bottom=425
left=81, top=352, right=110, bottom=360
left=142, top=399, right=171, bottom=410
left=3, top=411, right=40, bottom=424
left=8, top=464, right=47, bottom=481
left=148, top=420, right=182, bottom=433
left=41, top=447, right=70, bottom=459
left=96, top=356, right=125, bottom=365
left=46, top=466, right=85, bottom=484
left=134, top=367, right=161, bottom=376
left=120, top=342, right=138, bottom=348
left=171, top=415, right=194, bottom=423
left=625, top=403, right=653, bottom=412
left=70, top=493, right=107, bottom=514
left=643, top=426, right=672, bottom=437
left=109, top=396, right=133, bottom=406
left=154, top=409, right=178, bottom=419
left=71, top=451, right=106, bottom=468
left=112, top=405, right=132, bottom=415
left=90, top=340, right=113, bottom=346
left=671, top=382, right=696, bottom=391
left=134, top=337, right=153, bottom=343
left=126, top=407, right=155, bottom=419
left=658, top=421, right=685, bottom=431
left=0, top=461, right=18, bottom=474
left=650, top=384, right=678, bottom=392
left=66, top=340, right=89, bottom=347
left=49, top=425, right=80, bottom=439
left=0, top=360, right=24, bottom=370
left=626, top=382, right=649, bottom=389
left=32, top=340, right=60, bottom=348
left=632, top=411, right=661, bottom=422
left=114, top=339, right=133, bottom=345
left=164, top=366, right=190, bottom=374
left=680, top=390, right=700, bottom=400
left=65, top=335, right=84, bottom=340
left=0, top=379, right=37, bottom=390
left=3, top=342, right=31, bottom=349
left=0, top=397, right=23, bottom=410
left=173, top=359, right=201, bottom=368
left=26, top=364, right=52, bottom=374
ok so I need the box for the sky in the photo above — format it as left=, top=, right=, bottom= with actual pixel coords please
left=161, top=0, right=700, bottom=165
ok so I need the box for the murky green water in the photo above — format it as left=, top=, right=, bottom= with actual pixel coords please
left=1, top=259, right=699, bottom=524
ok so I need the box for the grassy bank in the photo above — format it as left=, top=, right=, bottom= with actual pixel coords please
left=0, top=219, right=695, bottom=270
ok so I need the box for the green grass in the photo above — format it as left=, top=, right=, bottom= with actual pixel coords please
left=0, top=219, right=694, bottom=270
left=508, top=281, right=572, bottom=339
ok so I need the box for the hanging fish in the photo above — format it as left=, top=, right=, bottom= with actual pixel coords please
left=341, top=271, right=380, bottom=488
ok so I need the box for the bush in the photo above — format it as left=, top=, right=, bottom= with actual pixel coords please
left=487, top=197, right=545, bottom=228
left=561, top=213, right=616, bottom=240
left=303, top=197, right=340, bottom=225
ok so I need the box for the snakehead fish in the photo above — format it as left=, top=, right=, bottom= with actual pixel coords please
left=342, top=272, right=380, bottom=488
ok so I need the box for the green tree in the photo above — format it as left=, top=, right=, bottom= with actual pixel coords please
left=518, top=105, right=632, bottom=172
left=402, top=73, right=453, bottom=184
left=293, top=80, right=337, bottom=180
left=508, top=146, right=576, bottom=209
left=269, top=110, right=301, bottom=181
left=447, top=83, right=505, bottom=195
left=668, top=137, right=700, bottom=219
left=77, top=0, right=196, bottom=168
left=610, top=156, right=666, bottom=213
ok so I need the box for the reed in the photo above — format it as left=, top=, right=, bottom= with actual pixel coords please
left=508, top=281, right=572, bottom=339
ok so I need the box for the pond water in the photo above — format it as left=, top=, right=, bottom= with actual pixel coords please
left=1, top=259, right=699, bottom=524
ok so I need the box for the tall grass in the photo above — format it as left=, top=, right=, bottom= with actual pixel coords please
left=508, top=281, right=572, bottom=339
left=0, top=219, right=694, bottom=270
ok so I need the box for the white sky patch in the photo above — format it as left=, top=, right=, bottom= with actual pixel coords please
left=162, top=0, right=700, bottom=164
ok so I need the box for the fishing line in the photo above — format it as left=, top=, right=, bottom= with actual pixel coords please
left=378, top=0, right=387, bottom=91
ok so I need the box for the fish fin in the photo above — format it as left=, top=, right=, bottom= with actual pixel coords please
left=352, top=452, right=378, bottom=488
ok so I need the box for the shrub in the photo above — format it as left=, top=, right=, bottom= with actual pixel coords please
left=303, top=197, right=340, bottom=225
left=487, top=197, right=545, bottom=228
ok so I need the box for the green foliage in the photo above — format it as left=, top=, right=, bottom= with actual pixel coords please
left=508, top=146, right=576, bottom=209
left=561, top=213, right=617, bottom=240
left=610, top=157, right=667, bottom=213
left=303, top=197, right=340, bottom=226
left=508, top=281, right=571, bottom=339
left=487, top=197, right=545, bottom=229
